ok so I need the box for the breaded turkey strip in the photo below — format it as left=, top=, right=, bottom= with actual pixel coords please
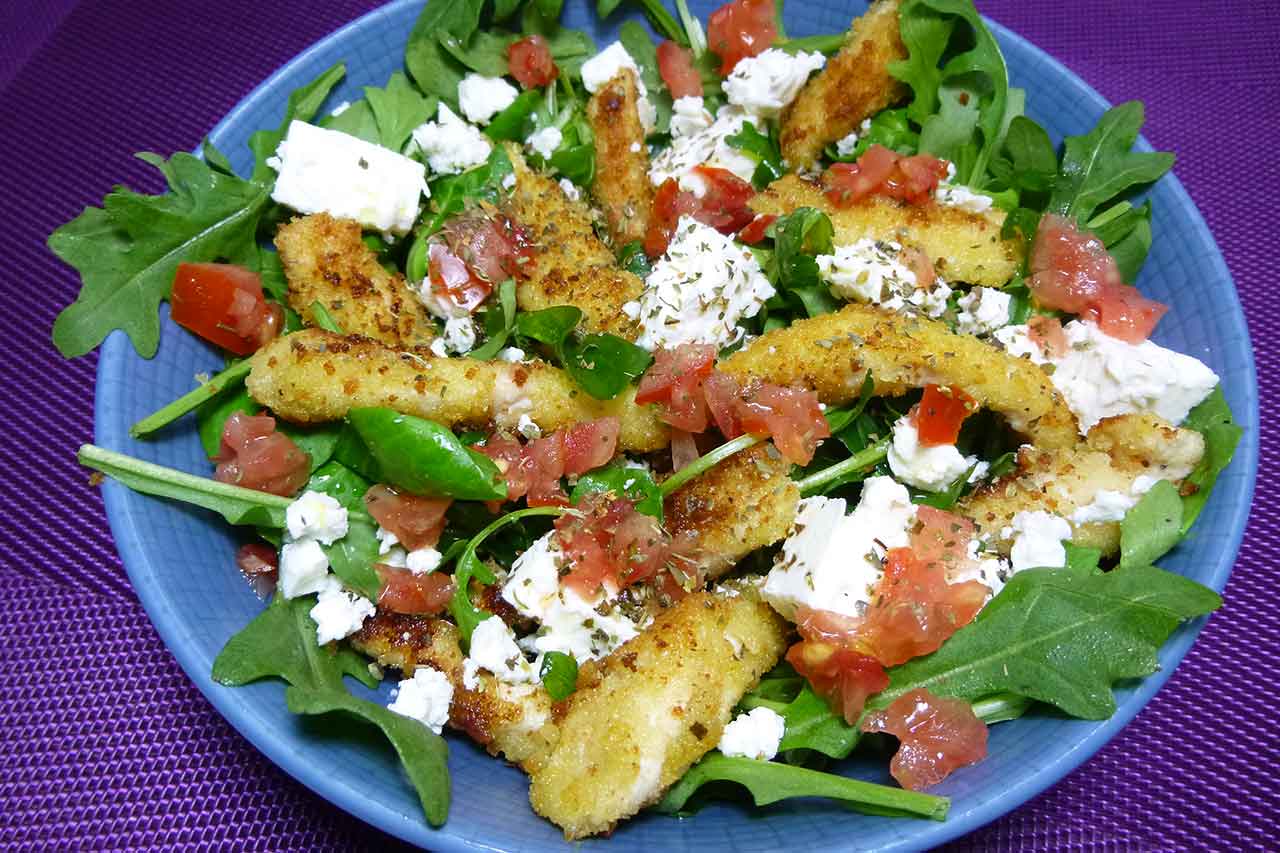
left=246, top=329, right=669, bottom=451
left=525, top=589, right=788, bottom=839
left=720, top=303, right=1080, bottom=450
left=779, top=0, right=907, bottom=169
left=586, top=70, right=653, bottom=247
left=957, top=413, right=1205, bottom=555
left=351, top=613, right=554, bottom=765
left=750, top=175, right=1022, bottom=287
left=274, top=213, right=437, bottom=349
left=664, top=442, right=799, bottom=578
left=505, top=145, right=643, bottom=339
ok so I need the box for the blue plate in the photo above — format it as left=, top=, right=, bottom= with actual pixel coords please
left=93, top=1, right=1259, bottom=850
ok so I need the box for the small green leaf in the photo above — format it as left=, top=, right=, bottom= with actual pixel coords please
left=347, top=408, right=507, bottom=501
left=468, top=279, right=518, bottom=360
left=1179, top=387, right=1243, bottom=532
left=1119, top=480, right=1184, bottom=569
left=364, top=72, right=438, bottom=151
left=570, top=459, right=663, bottom=519
left=306, top=461, right=381, bottom=599
left=249, top=63, right=346, bottom=183
left=539, top=651, right=579, bottom=700
left=132, top=359, right=252, bottom=439
left=564, top=333, right=653, bottom=400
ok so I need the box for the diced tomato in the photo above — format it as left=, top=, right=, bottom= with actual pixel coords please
left=556, top=493, right=668, bottom=597
left=476, top=434, right=528, bottom=502
left=736, top=382, right=830, bottom=465
left=635, top=343, right=717, bottom=432
left=860, top=688, right=989, bottom=790
left=899, top=246, right=936, bottom=291
left=911, top=384, right=976, bottom=447
left=1029, top=214, right=1167, bottom=342
left=214, top=412, right=310, bottom=497
left=657, top=40, right=702, bottom=98
left=644, top=169, right=757, bottom=257
left=822, top=145, right=948, bottom=208
left=373, top=563, right=456, bottom=615
left=644, top=177, right=700, bottom=258
left=235, top=543, right=278, bottom=598
left=707, top=0, right=777, bottom=74
left=1027, top=315, right=1067, bottom=359
left=670, top=428, right=701, bottom=471
left=787, top=638, right=889, bottom=725
left=562, top=417, right=621, bottom=476
left=428, top=242, right=488, bottom=312
left=736, top=213, right=776, bottom=245
left=702, top=371, right=744, bottom=438
left=363, top=485, right=452, bottom=551
left=524, top=433, right=569, bottom=506
left=910, top=505, right=976, bottom=570
left=170, top=262, right=282, bottom=355
left=507, top=35, right=558, bottom=89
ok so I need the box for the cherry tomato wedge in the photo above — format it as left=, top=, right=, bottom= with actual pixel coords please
left=507, top=35, right=558, bottom=89
left=707, top=0, right=778, bottom=75
left=170, top=262, right=281, bottom=355
left=911, top=384, right=977, bottom=447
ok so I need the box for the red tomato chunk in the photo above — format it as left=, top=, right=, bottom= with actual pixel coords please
left=214, top=412, right=309, bottom=497
left=822, top=145, right=949, bottom=208
left=507, top=35, right=558, bottom=89
left=476, top=417, right=622, bottom=507
left=788, top=609, right=889, bottom=724
left=911, top=384, right=977, bottom=447
left=644, top=167, right=756, bottom=257
left=736, top=213, right=776, bottom=245
left=373, top=564, right=455, bottom=615
left=555, top=492, right=668, bottom=598
left=170, top=262, right=282, bottom=355
left=707, top=0, right=777, bottom=74
left=860, top=688, right=989, bottom=790
left=363, top=484, right=452, bottom=551
left=657, top=40, right=702, bottom=98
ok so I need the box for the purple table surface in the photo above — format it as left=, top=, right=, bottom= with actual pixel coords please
left=0, top=1, right=1275, bottom=850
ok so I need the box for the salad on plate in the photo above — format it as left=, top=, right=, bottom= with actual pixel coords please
left=51, top=0, right=1243, bottom=840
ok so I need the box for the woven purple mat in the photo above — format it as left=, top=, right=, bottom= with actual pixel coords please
left=0, top=1, right=1274, bottom=850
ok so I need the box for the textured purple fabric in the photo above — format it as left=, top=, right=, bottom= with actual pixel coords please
left=0, top=1, right=1274, bottom=850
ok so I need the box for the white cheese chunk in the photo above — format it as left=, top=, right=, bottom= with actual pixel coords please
left=955, top=287, right=1012, bottom=336
left=670, top=95, right=714, bottom=138
left=375, top=525, right=400, bottom=555
left=887, top=415, right=984, bottom=492
left=1001, top=511, right=1072, bottom=573
left=427, top=315, right=478, bottom=357
left=411, top=103, right=492, bottom=176
left=625, top=216, right=775, bottom=351
left=935, top=182, right=994, bottom=214
left=457, top=73, right=518, bottom=125
left=268, top=120, right=426, bottom=236
left=763, top=478, right=917, bottom=621
left=649, top=104, right=759, bottom=186
left=1069, top=474, right=1160, bottom=524
left=278, top=539, right=330, bottom=599
left=580, top=41, right=657, bottom=132
left=718, top=707, right=786, bottom=760
left=285, top=490, right=349, bottom=545
left=497, top=346, right=527, bottom=363
left=993, top=323, right=1049, bottom=365
left=834, top=118, right=872, bottom=158
left=310, top=575, right=375, bottom=645
left=817, top=239, right=950, bottom=319
left=526, top=125, right=563, bottom=160
left=387, top=666, right=454, bottom=735
left=722, top=48, right=825, bottom=118
left=462, top=616, right=538, bottom=689
left=405, top=547, right=443, bottom=575
left=557, top=178, right=581, bottom=201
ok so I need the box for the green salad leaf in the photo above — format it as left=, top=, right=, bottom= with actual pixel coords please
left=212, top=595, right=450, bottom=826
left=347, top=407, right=507, bottom=501
left=131, top=359, right=252, bottom=439
left=830, top=108, right=918, bottom=161
left=468, top=278, right=519, bottom=360
left=249, top=63, right=347, bottom=183
left=1118, top=480, right=1184, bottom=569
left=539, top=650, right=579, bottom=700
left=514, top=305, right=652, bottom=400
left=1179, top=387, right=1243, bottom=532
left=306, top=461, right=382, bottom=599
left=570, top=459, right=664, bottom=519
left=763, top=207, right=840, bottom=320
left=364, top=71, right=438, bottom=150
left=726, top=120, right=785, bottom=189
left=322, top=98, right=380, bottom=143
left=405, top=0, right=485, bottom=104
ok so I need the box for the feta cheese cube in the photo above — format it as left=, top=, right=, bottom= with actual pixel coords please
left=887, top=415, right=982, bottom=492
left=457, top=73, right=518, bottom=125
left=526, top=125, right=563, bottom=160
left=387, top=666, right=454, bottom=734
left=580, top=42, right=656, bottom=133
left=285, top=490, right=349, bottom=545
left=626, top=217, right=775, bottom=351
left=722, top=49, right=825, bottom=118
left=268, top=120, right=426, bottom=236
left=718, top=707, right=786, bottom=760
left=278, top=539, right=330, bottom=599
left=462, top=616, right=538, bottom=689
left=955, top=287, right=1013, bottom=336
left=411, top=103, right=492, bottom=176
left=1001, top=511, right=1072, bottom=573
left=309, top=576, right=375, bottom=644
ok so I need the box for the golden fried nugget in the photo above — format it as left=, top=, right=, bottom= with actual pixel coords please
left=586, top=69, right=653, bottom=247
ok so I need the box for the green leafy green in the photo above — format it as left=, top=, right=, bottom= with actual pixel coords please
left=485, top=90, right=543, bottom=142
left=309, top=300, right=344, bottom=333
left=50, top=152, right=271, bottom=358
left=404, top=0, right=485, bottom=104
left=421, top=146, right=514, bottom=235
left=249, top=63, right=346, bottom=183
left=830, top=108, right=919, bottom=161
left=618, top=240, right=653, bottom=278
left=516, top=305, right=582, bottom=345
left=322, top=99, right=380, bottom=143
left=1087, top=200, right=1153, bottom=281
left=212, top=595, right=449, bottom=826
left=763, top=207, right=840, bottom=320
left=1118, top=479, right=1184, bottom=569
left=990, top=115, right=1057, bottom=195
left=604, top=0, right=686, bottom=46
left=1179, top=387, right=1243, bottom=532
left=726, top=121, right=784, bottom=189
left=306, top=461, right=381, bottom=598
left=618, top=20, right=674, bottom=131
left=539, top=651, right=579, bottom=700
left=347, top=407, right=506, bottom=501
left=570, top=459, right=663, bottom=519
left=564, top=333, right=653, bottom=399
left=468, top=279, right=519, bottom=360
left=131, top=359, right=252, bottom=439
left=364, top=71, right=438, bottom=150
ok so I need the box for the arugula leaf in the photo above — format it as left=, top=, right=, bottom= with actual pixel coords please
left=364, top=71, right=437, bottom=151
left=439, top=29, right=519, bottom=78
left=421, top=146, right=513, bottom=235
left=405, top=0, right=485, bottom=104
left=306, top=461, right=381, bottom=599
left=308, top=300, right=344, bottom=333
left=1047, top=101, right=1175, bottom=222
left=485, top=90, right=543, bottom=142
left=131, top=359, right=252, bottom=439
left=1119, top=479, right=1184, bottom=569
left=1179, top=387, right=1243, bottom=532
left=212, top=595, right=450, bottom=826
left=831, top=108, right=919, bottom=162
left=604, top=0, right=687, bottom=46
left=321, top=98, right=380, bottom=143
left=773, top=682, right=862, bottom=757
left=50, top=152, right=270, bottom=358
left=539, top=651, right=579, bottom=700
left=726, top=121, right=785, bottom=189
left=764, top=208, right=840, bottom=319
left=655, top=754, right=948, bottom=820
left=570, top=459, right=663, bottom=519
left=521, top=7, right=597, bottom=78
left=468, top=279, right=518, bottom=360
left=248, top=63, right=346, bottom=184
left=1088, top=201, right=1153, bottom=281
left=992, top=115, right=1057, bottom=194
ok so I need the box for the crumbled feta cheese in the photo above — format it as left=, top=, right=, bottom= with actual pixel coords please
left=935, top=182, right=994, bottom=214
left=955, top=287, right=1012, bottom=336
left=376, top=526, right=400, bottom=555
left=1069, top=474, right=1160, bottom=524
left=268, top=120, right=426, bottom=236
left=491, top=366, right=534, bottom=431
left=993, top=324, right=1049, bottom=365
left=1046, top=320, right=1220, bottom=432
left=580, top=42, right=656, bottom=132
left=285, top=490, right=349, bottom=545
left=427, top=316, right=477, bottom=357
left=462, top=616, right=538, bottom=689
left=329, top=100, right=351, bottom=117
left=951, top=539, right=1014, bottom=599
left=497, top=346, right=526, bottom=363
left=387, top=666, right=454, bottom=735
left=405, top=547, right=443, bottom=575
left=670, top=96, right=714, bottom=137
left=905, top=278, right=953, bottom=318
left=278, top=539, right=331, bottom=599
left=1001, top=511, right=1072, bottom=573
left=626, top=217, right=775, bottom=351
left=516, top=413, right=542, bottom=440
left=558, top=178, right=581, bottom=201
left=457, top=73, right=518, bottom=125
left=722, top=48, right=825, bottom=118
left=310, top=576, right=375, bottom=645
left=718, top=707, right=785, bottom=760
left=501, top=171, right=516, bottom=190
left=834, top=117, right=873, bottom=158
left=817, top=239, right=950, bottom=319
left=411, top=103, right=492, bottom=175
left=526, top=125, right=563, bottom=160
left=763, top=478, right=917, bottom=621
left=887, top=415, right=982, bottom=492
left=649, top=104, right=759, bottom=186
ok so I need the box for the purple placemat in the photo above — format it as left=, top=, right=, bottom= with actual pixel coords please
left=0, top=1, right=1274, bottom=850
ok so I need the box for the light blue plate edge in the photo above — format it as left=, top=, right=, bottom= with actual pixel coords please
left=92, top=2, right=1261, bottom=851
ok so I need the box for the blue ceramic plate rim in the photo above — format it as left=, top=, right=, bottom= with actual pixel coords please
left=93, top=1, right=1260, bottom=850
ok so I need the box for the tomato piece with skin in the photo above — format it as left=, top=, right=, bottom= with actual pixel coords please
left=373, top=563, right=456, bottom=615
left=644, top=177, right=700, bottom=258
left=636, top=343, right=716, bottom=408
left=170, top=262, right=282, bottom=356
left=476, top=434, right=528, bottom=502
left=737, top=213, right=776, bottom=245
left=911, top=384, right=977, bottom=447
left=657, top=40, right=702, bottom=98
left=556, top=493, right=668, bottom=597
left=523, top=433, right=569, bottom=506
left=786, top=638, right=889, bottom=725
left=735, top=382, right=830, bottom=465
left=507, top=35, right=558, bottom=89
left=899, top=246, right=936, bottom=291
left=214, top=412, right=310, bottom=497
left=822, top=145, right=947, bottom=208
left=562, top=417, right=621, bottom=477
left=860, top=688, right=989, bottom=790
left=363, top=485, right=452, bottom=551
left=910, top=505, right=977, bottom=571
left=702, top=371, right=744, bottom=438
left=707, top=0, right=778, bottom=74
left=235, top=543, right=278, bottom=598
left=687, top=166, right=757, bottom=234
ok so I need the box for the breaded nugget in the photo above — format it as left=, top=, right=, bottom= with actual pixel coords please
left=274, top=213, right=436, bottom=348
left=750, top=174, right=1021, bottom=286
left=720, top=302, right=1080, bottom=450
left=780, top=0, right=907, bottom=169
left=525, top=589, right=788, bottom=839
left=957, top=414, right=1204, bottom=555
left=246, top=329, right=669, bottom=451
left=664, top=442, right=799, bottom=577
left=504, top=144, right=643, bottom=339
left=586, top=70, right=653, bottom=247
